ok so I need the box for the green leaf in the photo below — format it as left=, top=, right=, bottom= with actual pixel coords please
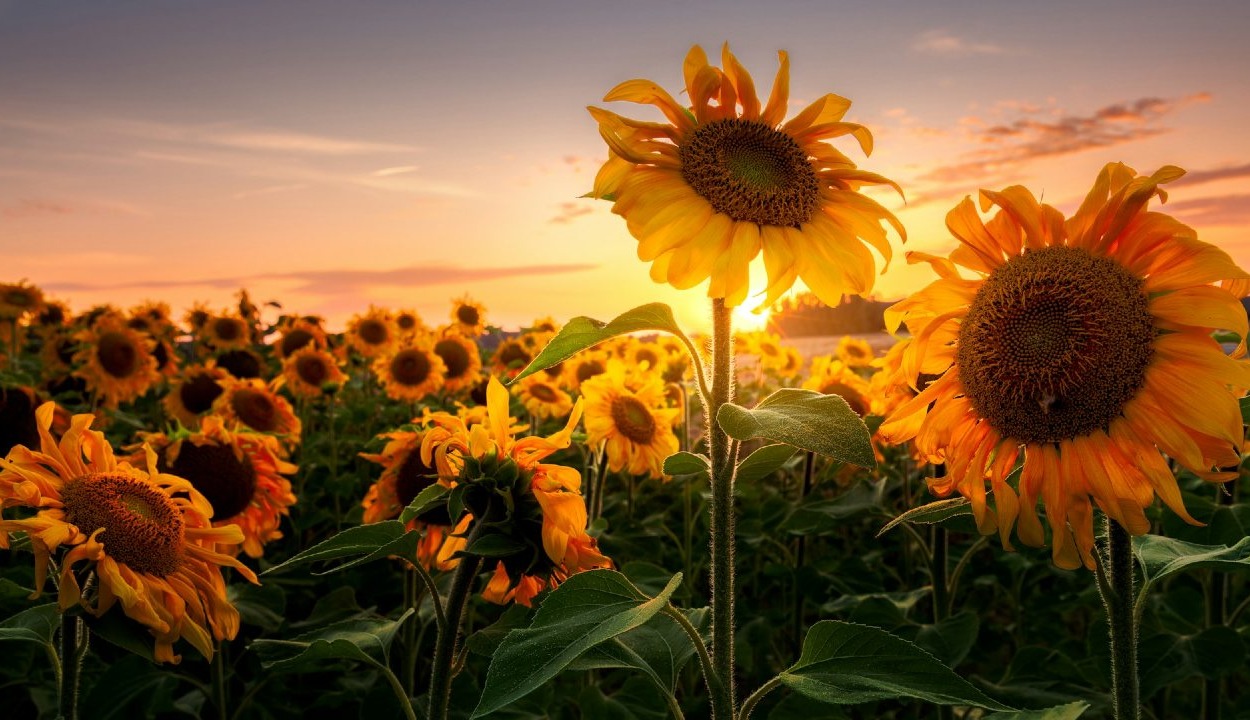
left=783, top=481, right=886, bottom=535
left=251, top=609, right=413, bottom=673
left=1190, top=626, right=1246, bottom=679
left=1133, top=535, right=1250, bottom=593
left=86, top=608, right=156, bottom=662
left=663, top=451, right=709, bottom=477
left=399, top=483, right=449, bottom=524
left=0, top=603, right=59, bottom=646
left=913, top=611, right=979, bottom=667
left=261, top=521, right=420, bottom=576
left=982, top=701, right=1090, bottom=719
left=570, top=607, right=709, bottom=693
left=877, top=498, right=973, bottom=538
left=464, top=532, right=529, bottom=558
left=473, top=569, right=683, bottom=717
left=779, top=620, right=1014, bottom=710
left=511, top=303, right=691, bottom=383
left=229, top=582, right=287, bottom=632
left=717, top=389, right=875, bottom=468
left=1240, top=394, right=1250, bottom=424
left=736, top=444, right=797, bottom=484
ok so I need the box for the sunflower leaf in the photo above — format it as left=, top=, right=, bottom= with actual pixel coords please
left=877, top=498, right=973, bottom=538
left=1240, top=395, right=1250, bottom=425
left=261, top=521, right=421, bottom=577
left=510, top=303, right=691, bottom=384
left=473, top=568, right=683, bottom=717
left=569, top=607, right=709, bottom=694
left=663, top=451, right=709, bottom=477
left=982, top=701, right=1090, bottom=719
left=736, top=443, right=797, bottom=484
left=717, top=389, right=875, bottom=468
left=778, top=620, right=1014, bottom=710
left=251, top=608, right=414, bottom=671
left=463, top=532, right=529, bottom=558
left=1133, top=534, right=1250, bottom=593
left=399, top=483, right=449, bottom=524
left=0, top=602, right=59, bottom=646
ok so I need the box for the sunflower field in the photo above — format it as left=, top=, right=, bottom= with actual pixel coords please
left=3, top=44, right=1250, bottom=720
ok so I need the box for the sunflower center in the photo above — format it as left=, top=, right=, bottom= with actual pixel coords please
left=280, top=329, right=315, bottom=357
left=576, top=359, right=606, bottom=384
left=957, top=246, right=1155, bottom=445
left=680, top=118, right=820, bottom=228
left=166, top=442, right=257, bottom=520
left=295, top=354, right=329, bottom=387
left=610, top=395, right=656, bottom=444
left=180, top=373, right=224, bottom=415
left=819, top=381, right=869, bottom=417
left=61, top=472, right=185, bottom=577
left=359, top=319, right=389, bottom=345
left=496, top=342, right=531, bottom=369
left=214, top=318, right=242, bottom=342
left=528, top=383, right=560, bottom=403
left=397, top=313, right=417, bottom=331
left=391, top=349, right=432, bottom=386
left=434, top=339, right=471, bottom=378
left=231, top=388, right=278, bottom=432
left=635, top=348, right=659, bottom=368
left=542, top=361, right=564, bottom=379
left=457, top=305, right=480, bottom=326
left=217, top=349, right=262, bottom=379
left=97, top=331, right=139, bottom=378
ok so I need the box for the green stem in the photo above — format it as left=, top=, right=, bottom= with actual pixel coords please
left=663, top=605, right=723, bottom=705
left=402, top=568, right=422, bottom=698
left=708, top=298, right=737, bottom=719
left=212, top=642, right=228, bottom=720
left=1203, top=481, right=1235, bottom=720
left=376, top=659, right=419, bottom=720
left=58, top=614, right=84, bottom=720
left=427, top=522, right=486, bottom=720
left=931, top=525, right=949, bottom=623
left=792, top=451, right=815, bottom=652
left=1096, top=518, right=1140, bottom=720
left=946, top=536, right=990, bottom=618
left=738, top=676, right=783, bottom=720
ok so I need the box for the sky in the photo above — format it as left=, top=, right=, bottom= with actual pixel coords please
left=3, top=0, right=1249, bottom=334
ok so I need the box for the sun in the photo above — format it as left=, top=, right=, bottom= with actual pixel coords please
left=733, top=304, right=770, bottom=332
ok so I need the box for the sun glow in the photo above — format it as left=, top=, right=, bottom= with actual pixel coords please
left=733, top=304, right=771, bottom=332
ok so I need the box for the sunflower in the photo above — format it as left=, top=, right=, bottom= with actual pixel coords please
left=273, top=318, right=327, bottom=360
left=836, top=336, right=875, bottom=367
left=359, top=427, right=468, bottom=570
left=142, top=417, right=297, bottom=558
left=450, top=295, right=487, bottom=337
left=201, top=313, right=252, bottom=350
left=394, top=308, right=427, bottom=338
left=214, top=347, right=266, bottom=380
left=0, top=403, right=258, bottom=663
left=528, top=316, right=560, bottom=334
left=802, top=356, right=872, bottom=417
left=213, top=378, right=302, bottom=443
left=0, top=280, right=45, bottom=320
left=581, top=360, right=681, bottom=479
left=882, top=163, right=1250, bottom=570
left=431, top=331, right=483, bottom=393
left=751, top=332, right=792, bottom=373
left=375, top=342, right=447, bottom=402
left=72, top=316, right=161, bottom=407
left=164, top=364, right=234, bottom=429
left=36, top=299, right=70, bottom=330
left=564, top=349, right=610, bottom=392
left=347, top=306, right=398, bottom=359
left=490, top=338, right=533, bottom=377
left=589, top=43, right=905, bottom=308
left=127, top=301, right=174, bottom=338
left=515, top=375, right=575, bottom=420
left=626, top=338, right=667, bottom=375
left=183, top=302, right=212, bottom=334
left=280, top=346, right=347, bottom=399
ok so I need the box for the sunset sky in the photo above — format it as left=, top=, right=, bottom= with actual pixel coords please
left=3, top=0, right=1249, bottom=334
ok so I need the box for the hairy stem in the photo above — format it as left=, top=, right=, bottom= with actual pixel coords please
left=427, top=522, right=486, bottom=720
left=1097, top=518, right=1140, bottom=720
left=708, top=298, right=738, bottom=718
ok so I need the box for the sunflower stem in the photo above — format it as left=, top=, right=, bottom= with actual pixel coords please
left=1202, top=481, right=1234, bottom=720
left=1097, top=517, right=1140, bottom=720
left=212, top=641, right=228, bottom=720
left=708, top=298, right=737, bottom=719
left=402, top=567, right=422, bottom=699
left=57, top=613, right=84, bottom=720
left=791, top=451, right=814, bottom=653
left=427, top=521, right=486, bottom=720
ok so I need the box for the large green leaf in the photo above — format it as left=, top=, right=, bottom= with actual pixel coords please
left=473, top=569, right=683, bottom=717
left=877, top=498, right=973, bottom=538
left=717, top=389, right=875, bottom=468
left=400, top=483, right=449, bottom=524
left=251, top=609, right=413, bottom=672
left=0, top=602, right=59, bottom=646
left=663, top=451, right=710, bottom=477
left=570, top=607, right=709, bottom=693
left=511, top=303, right=691, bottom=383
left=983, top=702, right=1089, bottom=719
left=778, top=620, right=1014, bottom=710
left=736, top=444, right=797, bottom=484
left=1133, top=534, right=1250, bottom=593
left=262, top=520, right=420, bottom=576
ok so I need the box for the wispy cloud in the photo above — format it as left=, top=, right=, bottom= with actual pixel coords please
left=1166, top=193, right=1250, bottom=227
left=1175, top=162, right=1250, bottom=187
left=2, top=198, right=73, bottom=219
left=202, top=131, right=416, bottom=155
left=548, top=201, right=595, bottom=224
left=231, top=184, right=308, bottom=200
left=912, top=29, right=1008, bottom=57
left=371, top=165, right=420, bottom=177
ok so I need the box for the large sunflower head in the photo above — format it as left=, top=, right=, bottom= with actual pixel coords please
left=589, top=43, right=906, bottom=308
left=883, top=163, right=1250, bottom=569
left=213, top=378, right=302, bottom=444
left=164, top=364, right=234, bottom=429
left=432, top=330, right=483, bottom=393
left=273, top=318, right=328, bottom=360
left=0, top=403, right=258, bottom=663
left=280, top=346, right=347, bottom=399
left=450, top=295, right=488, bottom=337
left=201, top=313, right=252, bottom=350
left=72, top=316, right=161, bottom=408
left=214, top=347, right=266, bottom=380
left=581, top=360, right=681, bottom=480
left=347, top=306, right=398, bottom=359
left=375, top=342, right=447, bottom=402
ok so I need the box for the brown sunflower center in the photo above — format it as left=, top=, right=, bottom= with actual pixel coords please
left=819, top=382, right=869, bottom=417
left=576, top=359, right=606, bottom=384
left=397, top=313, right=417, bottom=331
left=61, top=471, right=185, bottom=577
left=390, top=349, right=432, bottom=386
left=635, top=348, right=660, bottom=368
left=166, top=442, right=257, bottom=521
left=680, top=118, right=820, bottom=228
left=217, top=349, right=262, bottom=379
left=957, top=246, right=1155, bottom=445
left=97, top=331, right=139, bottom=378
left=214, top=317, right=243, bottom=342
left=180, top=373, right=224, bottom=415
left=434, top=339, right=471, bottom=378
left=456, top=305, right=480, bottom=326
left=358, top=319, right=389, bottom=346
left=231, top=388, right=278, bottom=432
left=528, top=382, right=560, bottom=403
left=542, top=361, right=564, bottom=379
left=496, top=342, right=531, bottom=369
left=611, top=395, right=657, bottom=444
left=188, top=309, right=210, bottom=329
left=295, top=354, right=330, bottom=387
left=280, top=329, right=315, bottom=357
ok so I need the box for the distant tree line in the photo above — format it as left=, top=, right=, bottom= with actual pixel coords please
left=765, top=292, right=891, bottom=337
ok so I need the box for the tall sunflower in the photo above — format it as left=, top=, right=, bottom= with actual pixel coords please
left=836, top=336, right=875, bottom=367
left=802, top=356, right=872, bottom=417
left=581, top=360, right=681, bottom=480
left=882, top=163, right=1250, bottom=570
left=449, top=295, right=487, bottom=337
left=280, top=346, right=347, bottom=399
left=394, top=308, right=427, bottom=338
left=141, top=417, right=297, bottom=558
left=375, top=342, right=447, bottom=402
left=563, top=349, right=610, bottom=392
left=347, top=306, right=398, bottom=359
left=72, top=316, right=161, bottom=407
left=589, top=43, right=905, bottom=308
left=0, top=280, right=45, bottom=320
left=201, top=313, right=252, bottom=350
left=164, top=364, right=234, bottom=429
left=0, top=403, right=258, bottom=663
left=432, top=331, right=483, bottom=393
left=273, top=317, right=327, bottom=360
left=515, top=375, right=575, bottom=420
left=213, top=379, right=302, bottom=444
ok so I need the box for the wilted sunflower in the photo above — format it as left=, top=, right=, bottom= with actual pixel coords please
left=213, top=379, right=302, bottom=443
left=883, top=163, right=1250, bottom=570
left=280, top=346, right=347, bottom=399
left=376, top=342, right=447, bottom=402
left=581, top=360, right=681, bottom=480
left=802, top=356, right=872, bottom=417
left=72, top=316, right=161, bottom=407
left=515, top=375, right=575, bottom=420
left=164, top=364, right=234, bottom=429
left=589, top=43, right=905, bottom=308
left=836, top=336, right=875, bottom=367
left=142, top=417, right=297, bottom=558
left=450, top=295, right=487, bottom=337
left=0, top=403, right=258, bottom=663
left=347, top=306, right=398, bottom=358
left=273, top=318, right=327, bottom=360
left=0, top=280, right=45, bottom=320
left=432, top=331, right=483, bottom=393
left=201, top=313, right=251, bottom=350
